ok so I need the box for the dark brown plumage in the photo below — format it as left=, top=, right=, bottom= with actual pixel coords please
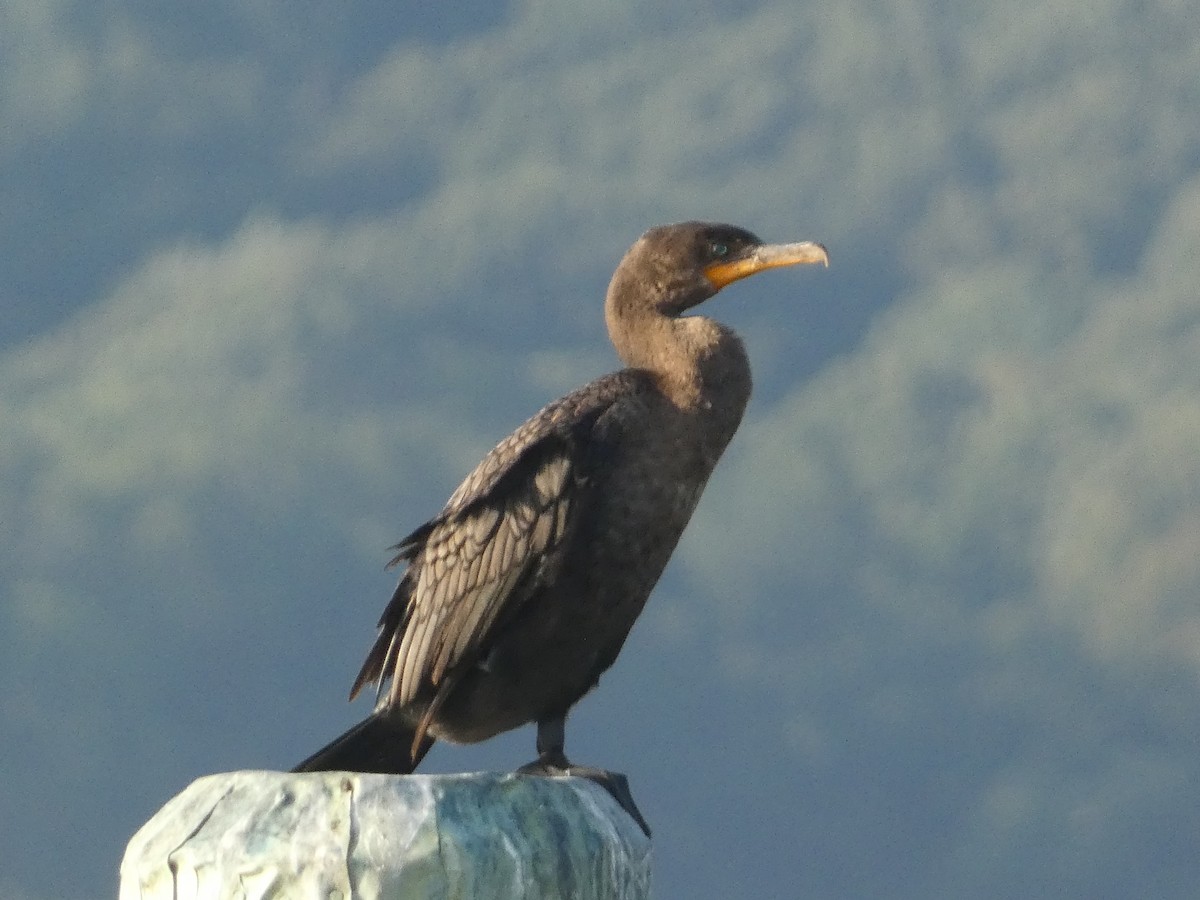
left=293, top=222, right=828, bottom=831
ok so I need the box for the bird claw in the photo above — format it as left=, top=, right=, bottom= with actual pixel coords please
left=517, top=758, right=652, bottom=837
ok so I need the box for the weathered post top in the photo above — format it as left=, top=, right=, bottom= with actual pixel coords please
left=120, top=771, right=652, bottom=899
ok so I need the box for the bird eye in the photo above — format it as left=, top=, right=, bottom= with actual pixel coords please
left=710, top=242, right=728, bottom=257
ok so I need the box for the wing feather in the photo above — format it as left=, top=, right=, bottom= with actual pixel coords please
left=350, top=370, right=649, bottom=714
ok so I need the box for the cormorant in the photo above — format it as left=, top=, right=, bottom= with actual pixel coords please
left=294, top=222, right=828, bottom=833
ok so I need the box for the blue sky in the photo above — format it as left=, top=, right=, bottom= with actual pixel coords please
left=4, top=0, right=1200, bottom=897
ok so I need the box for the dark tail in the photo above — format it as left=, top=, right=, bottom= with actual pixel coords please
left=292, top=712, right=435, bottom=774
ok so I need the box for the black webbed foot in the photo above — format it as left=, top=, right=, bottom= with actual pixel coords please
left=518, top=753, right=651, bottom=837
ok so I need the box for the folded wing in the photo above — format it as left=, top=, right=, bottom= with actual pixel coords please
left=349, top=372, right=644, bottom=721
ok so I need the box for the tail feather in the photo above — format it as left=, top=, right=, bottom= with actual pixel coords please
left=292, top=713, right=434, bottom=774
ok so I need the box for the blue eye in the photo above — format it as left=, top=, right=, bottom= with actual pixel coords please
left=711, top=242, right=728, bottom=257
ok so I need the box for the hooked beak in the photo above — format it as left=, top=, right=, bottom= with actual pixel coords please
left=704, top=241, right=830, bottom=290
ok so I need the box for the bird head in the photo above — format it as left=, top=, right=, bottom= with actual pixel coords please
left=611, top=222, right=829, bottom=317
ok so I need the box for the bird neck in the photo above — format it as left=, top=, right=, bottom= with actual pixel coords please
left=606, top=299, right=752, bottom=412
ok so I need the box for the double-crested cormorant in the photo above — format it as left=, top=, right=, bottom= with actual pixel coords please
left=294, top=222, right=828, bottom=832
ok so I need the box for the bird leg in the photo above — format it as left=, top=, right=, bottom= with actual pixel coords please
left=517, top=716, right=651, bottom=836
